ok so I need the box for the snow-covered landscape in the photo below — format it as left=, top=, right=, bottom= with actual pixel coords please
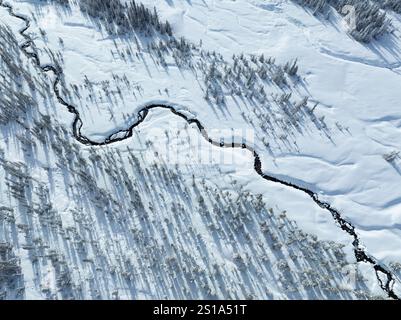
left=1, top=0, right=401, bottom=300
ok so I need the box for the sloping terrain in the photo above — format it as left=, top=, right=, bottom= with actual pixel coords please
left=1, top=0, right=401, bottom=299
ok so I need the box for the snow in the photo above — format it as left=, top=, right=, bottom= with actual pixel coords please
left=1, top=0, right=401, bottom=299
left=136, top=0, right=401, bottom=266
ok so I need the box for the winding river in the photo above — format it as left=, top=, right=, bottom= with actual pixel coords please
left=1, top=0, right=399, bottom=299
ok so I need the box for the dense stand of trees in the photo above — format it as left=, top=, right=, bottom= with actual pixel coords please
left=294, top=0, right=391, bottom=42
left=0, top=25, right=41, bottom=126
left=37, top=0, right=70, bottom=6
left=372, top=0, right=401, bottom=14
left=79, top=0, right=173, bottom=36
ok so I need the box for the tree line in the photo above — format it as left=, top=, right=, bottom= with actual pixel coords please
left=294, top=0, right=392, bottom=42
left=79, top=0, right=173, bottom=36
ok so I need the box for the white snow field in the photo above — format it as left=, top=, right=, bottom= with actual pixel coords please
left=0, top=0, right=401, bottom=299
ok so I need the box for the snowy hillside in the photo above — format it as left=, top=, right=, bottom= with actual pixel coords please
left=1, top=0, right=401, bottom=300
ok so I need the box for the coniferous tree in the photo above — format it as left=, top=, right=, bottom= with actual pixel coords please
left=79, top=0, right=174, bottom=36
